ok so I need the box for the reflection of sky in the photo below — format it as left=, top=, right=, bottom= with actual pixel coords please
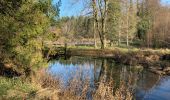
left=48, top=57, right=170, bottom=100
left=143, top=76, right=170, bottom=100
left=48, top=61, right=101, bottom=87
left=137, top=76, right=170, bottom=100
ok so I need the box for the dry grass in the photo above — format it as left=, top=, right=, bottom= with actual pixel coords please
left=29, top=70, right=134, bottom=100
left=93, top=78, right=133, bottom=100
left=30, top=69, right=60, bottom=100
left=0, top=69, right=134, bottom=100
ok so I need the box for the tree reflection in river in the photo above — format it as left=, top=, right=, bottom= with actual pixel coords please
left=48, top=56, right=170, bottom=100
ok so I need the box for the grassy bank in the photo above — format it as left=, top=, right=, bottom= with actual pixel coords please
left=48, top=45, right=170, bottom=59
left=66, top=47, right=170, bottom=75
left=69, top=46, right=170, bottom=54
left=0, top=77, right=38, bottom=100
left=0, top=69, right=133, bottom=100
left=1, top=47, right=170, bottom=99
left=0, top=70, right=60, bottom=100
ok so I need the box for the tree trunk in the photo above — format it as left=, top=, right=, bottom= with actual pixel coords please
left=94, top=21, right=97, bottom=48
left=92, top=0, right=102, bottom=49
left=118, top=30, right=121, bottom=46
left=92, top=0, right=108, bottom=49
left=93, top=6, right=97, bottom=49
left=126, top=0, right=129, bottom=47
left=127, top=32, right=129, bottom=47
left=101, top=0, right=108, bottom=49
left=101, top=19, right=107, bottom=49
left=118, top=19, right=121, bottom=46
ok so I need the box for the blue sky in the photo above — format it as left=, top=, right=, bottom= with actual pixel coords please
left=54, top=0, right=170, bottom=17
left=53, top=0, right=85, bottom=17
left=162, top=0, right=170, bottom=5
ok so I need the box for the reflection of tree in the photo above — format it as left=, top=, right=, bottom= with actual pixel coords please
left=99, top=59, right=107, bottom=82
left=50, top=56, right=162, bottom=98
left=57, top=57, right=96, bottom=66
left=134, top=70, right=161, bottom=99
left=95, top=59, right=119, bottom=91
left=94, top=59, right=140, bottom=95
left=93, top=59, right=139, bottom=99
left=94, top=59, right=100, bottom=83
left=137, top=70, right=160, bottom=91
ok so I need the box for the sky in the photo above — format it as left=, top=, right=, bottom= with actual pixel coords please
left=53, top=0, right=85, bottom=17
left=53, top=0, right=170, bottom=17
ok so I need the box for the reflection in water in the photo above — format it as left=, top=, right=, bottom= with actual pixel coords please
left=136, top=75, right=170, bottom=100
left=48, top=56, right=170, bottom=100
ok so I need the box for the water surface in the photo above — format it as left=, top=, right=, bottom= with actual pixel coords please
left=48, top=56, right=170, bottom=100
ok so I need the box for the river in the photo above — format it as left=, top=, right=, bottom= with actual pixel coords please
left=48, top=56, right=170, bottom=100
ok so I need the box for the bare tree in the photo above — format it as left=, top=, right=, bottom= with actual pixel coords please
left=92, top=0, right=109, bottom=49
left=92, top=0, right=98, bottom=48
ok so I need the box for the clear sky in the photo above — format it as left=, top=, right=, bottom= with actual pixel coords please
left=53, top=0, right=85, bottom=17
left=54, top=0, right=170, bottom=17
left=162, top=0, right=170, bottom=5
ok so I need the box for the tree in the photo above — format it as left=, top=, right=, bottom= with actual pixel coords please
left=92, top=0, right=109, bottom=49
left=136, top=0, right=162, bottom=48
left=107, top=0, right=121, bottom=46
left=136, top=0, right=152, bottom=47
left=0, top=0, right=61, bottom=74
left=123, top=0, right=138, bottom=47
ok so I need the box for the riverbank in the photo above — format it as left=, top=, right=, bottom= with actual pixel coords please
left=0, top=69, right=133, bottom=100
left=66, top=47, right=170, bottom=58
left=0, top=76, right=38, bottom=99
left=64, top=47, right=170, bottom=75
left=46, top=47, right=170, bottom=75
left=0, top=69, right=60, bottom=100
left=1, top=47, right=170, bottom=99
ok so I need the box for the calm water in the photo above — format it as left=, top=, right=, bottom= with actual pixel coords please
left=48, top=56, right=170, bottom=100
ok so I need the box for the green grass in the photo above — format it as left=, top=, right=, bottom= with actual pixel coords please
left=0, top=77, right=38, bottom=100
left=68, top=45, right=95, bottom=49
left=67, top=45, right=170, bottom=54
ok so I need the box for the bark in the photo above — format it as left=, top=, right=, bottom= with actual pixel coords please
left=126, top=1, right=129, bottom=47
left=93, top=18, right=97, bottom=48
left=118, top=18, right=121, bottom=46
left=92, top=0, right=108, bottom=49
left=92, top=1, right=97, bottom=48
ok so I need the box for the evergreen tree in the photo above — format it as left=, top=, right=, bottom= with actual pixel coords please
left=107, top=0, right=121, bottom=46
left=0, top=0, right=61, bottom=74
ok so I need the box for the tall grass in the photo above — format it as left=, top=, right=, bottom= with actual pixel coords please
left=0, top=69, right=134, bottom=100
left=32, top=70, right=134, bottom=100
left=0, top=77, right=38, bottom=100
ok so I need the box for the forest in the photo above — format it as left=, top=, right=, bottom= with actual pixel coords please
left=0, top=0, right=170, bottom=100
left=56, top=0, right=170, bottom=49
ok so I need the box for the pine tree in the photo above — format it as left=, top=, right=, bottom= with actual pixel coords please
left=0, top=0, right=61, bottom=74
